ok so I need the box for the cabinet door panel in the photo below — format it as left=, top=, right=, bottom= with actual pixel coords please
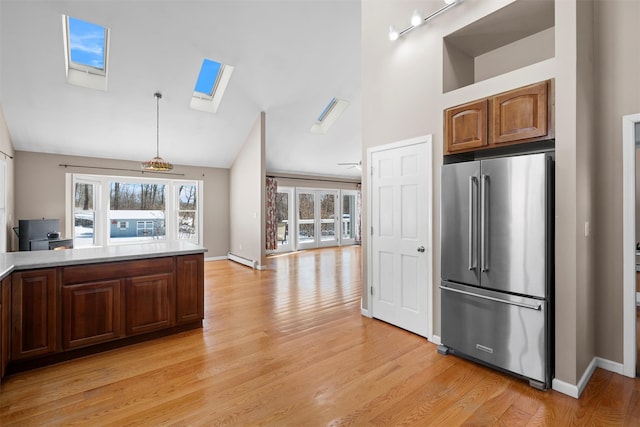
left=176, top=255, right=204, bottom=324
left=492, top=81, right=548, bottom=144
left=1, top=277, right=11, bottom=378
left=12, top=269, right=57, bottom=360
left=444, top=99, right=488, bottom=154
left=126, top=273, right=175, bottom=335
left=62, top=279, right=123, bottom=349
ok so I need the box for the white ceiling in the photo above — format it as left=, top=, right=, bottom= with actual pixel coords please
left=0, top=0, right=362, bottom=179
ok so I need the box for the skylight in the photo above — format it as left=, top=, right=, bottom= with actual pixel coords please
left=62, top=15, right=110, bottom=91
left=194, top=59, right=222, bottom=97
left=311, top=98, right=350, bottom=134
left=68, top=16, right=106, bottom=71
left=190, top=58, right=234, bottom=114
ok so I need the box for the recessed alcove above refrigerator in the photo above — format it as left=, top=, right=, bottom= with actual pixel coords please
left=443, top=0, right=555, bottom=93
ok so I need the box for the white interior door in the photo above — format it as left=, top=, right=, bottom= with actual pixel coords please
left=370, top=137, right=431, bottom=338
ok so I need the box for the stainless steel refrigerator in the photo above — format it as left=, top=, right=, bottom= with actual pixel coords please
left=438, top=152, right=554, bottom=389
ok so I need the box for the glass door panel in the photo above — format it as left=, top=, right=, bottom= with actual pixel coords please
left=342, top=191, right=356, bottom=244
left=276, top=187, right=293, bottom=252
left=319, top=191, right=338, bottom=247
left=297, top=190, right=316, bottom=249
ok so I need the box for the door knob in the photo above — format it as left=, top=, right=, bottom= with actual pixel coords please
left=417, top=246, right=425, bottom=253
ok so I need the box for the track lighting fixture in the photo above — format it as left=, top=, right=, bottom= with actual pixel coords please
left=388, top=0, right=460, bottom=41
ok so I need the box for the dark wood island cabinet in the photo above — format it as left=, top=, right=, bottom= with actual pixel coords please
left=0, top=245, right=205, bottom=381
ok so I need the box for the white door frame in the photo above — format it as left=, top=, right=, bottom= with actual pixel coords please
left=366, top=134, right=433, bottom=341
left=622, top=113, right=640, bottom=378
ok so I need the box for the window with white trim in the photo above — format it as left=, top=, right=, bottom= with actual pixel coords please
left=66, top=173, right=203, bottom=247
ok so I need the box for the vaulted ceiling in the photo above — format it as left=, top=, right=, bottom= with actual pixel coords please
left=0, top=0, right=362, bottom=179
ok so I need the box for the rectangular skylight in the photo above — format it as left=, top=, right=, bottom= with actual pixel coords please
left=194, top=59, right=222, bottom=97
left=311, top=98, right=350, bottom=134
left=67, top=16, right=106, bottom=72
left=317, top=98, right=338, bottom=122
left=62, top=15, right=110, bottom=91
left=190, top=57, right=234, bottom=114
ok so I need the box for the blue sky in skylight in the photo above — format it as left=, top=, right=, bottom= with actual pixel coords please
left=195, top=59, right=222, bottom=95
left=68, top=16, right=106, bottom=70
left=318, top=98, right=336, bottom=122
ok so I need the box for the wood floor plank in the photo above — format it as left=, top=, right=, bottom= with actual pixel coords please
left=1, top=246, right=639, bottom=426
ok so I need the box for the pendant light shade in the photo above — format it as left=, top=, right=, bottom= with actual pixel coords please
left=142, top=92, right=173, bottom=171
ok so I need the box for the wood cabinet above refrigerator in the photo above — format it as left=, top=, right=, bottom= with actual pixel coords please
left=444, top=80, right=554, bottom=155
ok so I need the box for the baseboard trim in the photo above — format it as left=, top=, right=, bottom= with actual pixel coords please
left=595, top=356, right=624, bottom=375
left=361, top=307, right=372, bottom=318
left=552, top=377, right=580, bottom=399
left=430, top=334, right=442, bottom=346
left=552, top=356, right=624, bottom=399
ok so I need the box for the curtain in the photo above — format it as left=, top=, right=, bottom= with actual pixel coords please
left=265, top=177, right=278, bottom=251
left=355, top=183, right=362, bottom=244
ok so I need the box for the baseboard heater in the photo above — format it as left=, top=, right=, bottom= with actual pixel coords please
left=227, top=252, right=257, bottom=269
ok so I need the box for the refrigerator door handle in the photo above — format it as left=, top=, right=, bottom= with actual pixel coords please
left=468, top=176, right=477, bottom=271
left=439, top=285, right=542, bottom=311
left=480, top=174, right=489, bottom=272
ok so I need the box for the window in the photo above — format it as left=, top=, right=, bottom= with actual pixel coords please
left=190, top=58, right=234, bottom=114
left=62, top=15, right=110, bottom=91
left=109, top=182, right=166, bottom=242
left=66, top=174, right=203, bottom=247
left=177, top=184, right=197, bottom=240
left=72, top=180, right=98, bottom=247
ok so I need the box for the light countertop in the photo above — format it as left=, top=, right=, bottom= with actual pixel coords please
left=0, top=241, right=207, bottom=279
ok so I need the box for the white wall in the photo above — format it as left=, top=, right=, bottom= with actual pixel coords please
left=593, top=0, right=640, bottom=364
left=0, top=105, right=15, bottom=252
left=229, top=112, right=266, bottom=267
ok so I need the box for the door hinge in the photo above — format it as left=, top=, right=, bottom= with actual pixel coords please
left=370, top=286, right=374, bottom=296
left=371, top=225, right=374, bottom=235
left=370, top=166, right=374, bottom=177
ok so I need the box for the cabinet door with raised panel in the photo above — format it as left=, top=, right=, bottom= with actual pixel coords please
left=176, top=254, right=204, bottom=324
left=491, top=81, right=548, bottom=145
left=62, top=279, right=124, bottom=349
left=12, top=269, right=57, bottom=360
left=126, top=273, right=175, bottom=335
left=444, top=99, right=488, bottom=154
left=1, top=276, right=11, bottom=379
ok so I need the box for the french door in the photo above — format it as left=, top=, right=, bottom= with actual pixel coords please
left=341, top=190, right=357, bottom=245
left=275, top=187, right=294, bottom=253
left=296, top=189, right=339, bottom=250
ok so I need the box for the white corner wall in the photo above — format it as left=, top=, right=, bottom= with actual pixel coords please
left=229, top=112, right=266, bottom=268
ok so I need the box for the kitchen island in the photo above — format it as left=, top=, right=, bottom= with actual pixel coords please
left=0, top=242, right=206, bottom=381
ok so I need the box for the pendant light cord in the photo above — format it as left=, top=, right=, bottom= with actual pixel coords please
left=155, top=92, right=162, bottom=158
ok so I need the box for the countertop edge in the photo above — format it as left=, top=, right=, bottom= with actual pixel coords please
left=0, top=243, right=208, bottom=280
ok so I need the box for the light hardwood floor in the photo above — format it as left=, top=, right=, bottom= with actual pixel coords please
left=1, top=246, right=639, bottom=426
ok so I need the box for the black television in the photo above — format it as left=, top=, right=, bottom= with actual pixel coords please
left=18, top=219, right=60, bottom=251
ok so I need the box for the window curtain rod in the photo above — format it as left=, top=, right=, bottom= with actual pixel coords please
left=266, top=174, right=360, bottom=185
left=0, top=150, right=13, bottom=159
left=59, top=163, right=185, bottom=176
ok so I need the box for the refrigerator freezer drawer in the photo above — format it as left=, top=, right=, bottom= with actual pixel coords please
left=441, top=282, right=548, bottom=385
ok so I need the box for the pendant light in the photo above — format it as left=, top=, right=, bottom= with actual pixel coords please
left=142, top=92, right=174, bottom=171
